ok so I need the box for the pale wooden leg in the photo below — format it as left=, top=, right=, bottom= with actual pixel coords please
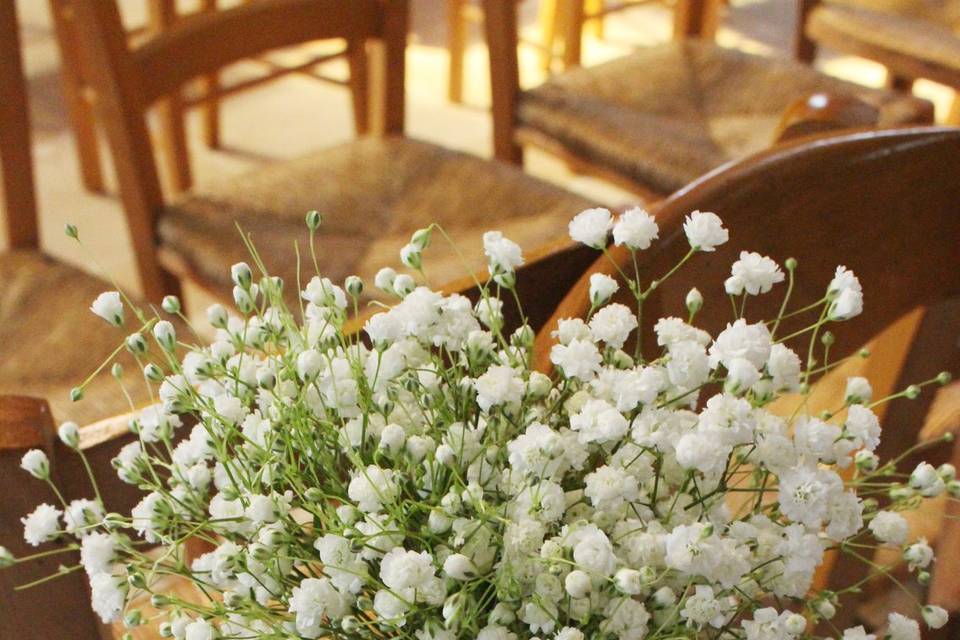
left=148, top=0, right=191, bottom=193
left=447, top=0, right=467, bottom=103
left=538, top=0, right=558, bottom=72
left=48, top=0, right=104, bottom=193
left=561, top=0, right=585, bottom=69
left=348, top=39, right=370, bottom=135
left=199, top=0, right=220, bottom=148
left=585, top=0, right=603, bottom=38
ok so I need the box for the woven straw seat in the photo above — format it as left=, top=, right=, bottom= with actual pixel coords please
left=0, top=251, right=160, bottom=425
left=808, top=2, right=960, bottom=80
left=159, top=137, right=593, bottom=301
left=517, top=40, right=933, bottom=194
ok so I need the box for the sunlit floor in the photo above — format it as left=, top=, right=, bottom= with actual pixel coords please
left=8, top=0, right=956, bottom=296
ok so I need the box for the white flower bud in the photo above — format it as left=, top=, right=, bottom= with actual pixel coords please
left=231, top=262, right=252, bottom=288
left=813, top=599, right=836, bottom=620
left=345, top=275, right=363, bottom=298
left=428, top=510, right=452, bottom=534
left=488, top=603, right=515, bottom=626
left=443, top=553, right=474, bottom=580
left=903, top=539, right=934, bottom=569
left=410, top=227, right=432, bottom=251
left=379, top=424, right=406, bottom=453
left=685, top=287, right=703, bottom=314
left=939, top=463, right=956, bottom=481
left=854, top=450, right=879, bottom=471
left=90, top=291, right=124, bottom=326
left=58, top=422, right=80, bottom=448
left=160, top=295, right=181, bottom=314
left=613, top=568, right=642, bottom=595
left=374, top=267, right=397, bottom=292
left=400, top=244, right=421, bottom=270
left=564, top=569, right=591, bottom=598
left=435, top=444, right=455, bottom=466
left=20, top=449, right=49, bottom=479
left=0, top=546, right=14, bottom=568
left=784, top=613, right=806, bottom=635
left=336, top=504, right=359, bottom=525
left=153, top=320, right=176, bottom=351
left=297, top=349, right=323, bottom=380
left=393, top=274, right=416, bottom=296
left=206, top=304, right=228, bottom=328
left=405, top=435, right=435, bottom=463
left=589, top=273, right=618, bottom=306
left=844, top=376, right=872, bottom=404
left=922, top=605, right=948, bottom=629
left=125, top=332, right=147, bottom=355
left=526, top=371, right=552, bottom=398
left=652, top=586, right=675, bottom=608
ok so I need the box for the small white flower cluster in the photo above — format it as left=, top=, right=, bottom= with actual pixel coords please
left=6, top=208, right=953, bottom=640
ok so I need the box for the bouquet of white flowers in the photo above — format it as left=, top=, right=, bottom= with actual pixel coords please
left=4, top=208, right=955, bottom=640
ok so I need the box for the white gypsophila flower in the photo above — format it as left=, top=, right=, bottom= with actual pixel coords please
left=22, top=503, right=61, bottom=546
left=81, top=531, right=117, bottom=576
left=584, top=465, right=640, bottom=512
left=555, top=628, right=586, bottom=640
left=725, top=251, right=784, bottom=296
left=569, top=207, right=613, bottom=248
left=475, top=365, right=524, bottom=412
left=483, top=231, right=524, bottom=274
left=58, top=421, right=80, bottom=448
left=184, top=619, right=217, bottom=640
left=766, top=343, right=801, bottom=391
left=903, top=538, right=934, bottom=570
left=828, top=266, right=863, bottom=320
left=20, top=449, right=49, bottom=479
left=348, top=465, right=398, bottom=513
left=708, top=319, right=772, bottom=371
left=564, top=569, right=591, bottom=598
left=845, top=376, right=873, bottom=404
left=655, top=317, right=711, bottom=347
left=589, top=303, right=637, bottom=349
left=868, top=510, right=909, bottom=545
left=613, top=207, right=659, bottom=250
left=570, top=399, right=629, bottom=445
left=680, top=585, right=727, bottom=629
left=683, top=210, right=728, bottom=251
left=90, top=572, right=126, bottom=623
left=886, top=613, right=920, bottom=640
left=601, top=597, right=649, bottom=640
left=289, top=577, right=348, bottom=637
left=841, top=626, right=876, bottom=640
left=589, top=273, right=619, bottom=305
left=442, top=553, right=474, bottom=580
left=90, top=291, right=124, bottom=326
left=380, top=547, right=436, bottom=591
left=550, top=339, right=602, bottom=382
left=64, top=498, right=104, bottom=536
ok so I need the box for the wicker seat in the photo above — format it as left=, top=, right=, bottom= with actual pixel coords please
left=516, top=40, right=934, bottom=194
left=0, top=251, right=160, bottom=425
left=159, top=137, right=593, bottom=300
left=807, top=2, right=960, bottom=81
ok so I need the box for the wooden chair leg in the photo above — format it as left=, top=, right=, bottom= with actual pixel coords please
left=0, top=0, right=39, bottom=248
left=199, top=0, right=221, bottom=148
left=48, top=0, right=105, bottom=194
left=538, top=0, right=559, bottom=72
left=947, top=94, right=960, bottom=125
left=928, top=434, right=960, bottom=620
left=348, top=38, right=370, bottom=135
left=148, top=0, right=192, bottom=194
left=794, top=0, right=819, bottom=62
left=561, top=0, right=585, bottom=69
left=447, top=0, right=467, bottom=103
left=585, top=0, right=604, bottom=38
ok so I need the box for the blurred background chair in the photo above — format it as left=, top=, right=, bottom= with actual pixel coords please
left=71, top=0, right=594, bottom=305
left=795, top=0, right=960, bottom=122
left=50, top=0, right=373, bottom=196
left=1, top=0, right=175, bottom=427
left=483, top=0, right=934, bottom=198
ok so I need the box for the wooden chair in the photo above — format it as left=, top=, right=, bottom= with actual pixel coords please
left=1, top=2, right=180, bottom=428
left=526, top=126, right=960, bottom=634
left=482, top=0, right=934, bottom=198
left=50, top=0, right=380, bottom=196
left=795, top=0, right=960, bottom=121
left=446, top=0, right=718, bottom=104
left=70, top=0, right=595, bottom=305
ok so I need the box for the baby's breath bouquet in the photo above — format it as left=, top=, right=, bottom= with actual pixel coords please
left=4, top=208, right=956, bottom=640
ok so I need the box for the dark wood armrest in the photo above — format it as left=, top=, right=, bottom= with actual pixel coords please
left=774, top=92, right=880, bottom=143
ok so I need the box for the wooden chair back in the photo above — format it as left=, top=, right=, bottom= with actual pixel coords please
left=533, top=126, right=960, bottom=368
left=0, top=1, right=38, bottom=251
left=70, top=0, right=409, bottom=301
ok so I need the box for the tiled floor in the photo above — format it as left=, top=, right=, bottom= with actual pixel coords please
left=5, top=0, right=955, bottom=296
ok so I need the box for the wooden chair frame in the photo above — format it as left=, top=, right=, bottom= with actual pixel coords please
left=70, top=0, right=408, bottom=304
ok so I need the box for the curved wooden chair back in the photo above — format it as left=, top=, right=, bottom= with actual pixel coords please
left=534, top=126, right=960, bottom=369
left=71, top=0, right=409, bottom=301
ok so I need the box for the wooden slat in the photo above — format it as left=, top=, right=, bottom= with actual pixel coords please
left=133, top=0, right=381, bottom=106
